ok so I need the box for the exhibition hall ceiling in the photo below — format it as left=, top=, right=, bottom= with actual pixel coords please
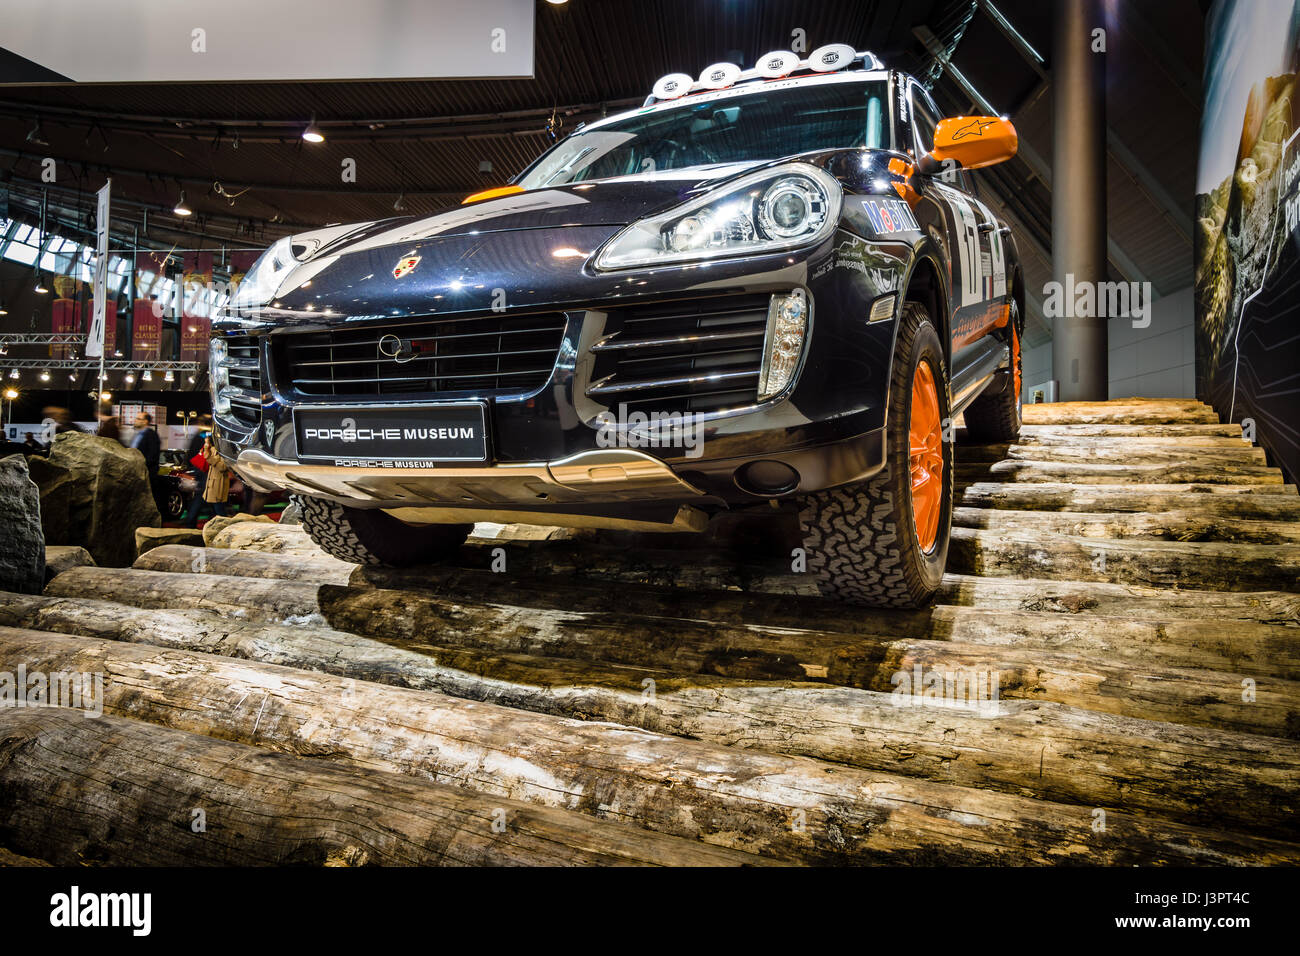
left=0, top=0, right=1202, bottom=343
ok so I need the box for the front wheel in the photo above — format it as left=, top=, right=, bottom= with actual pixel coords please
left=797, top=300, right=953, bottom=608
left=295, top=494, right=471, bottom=566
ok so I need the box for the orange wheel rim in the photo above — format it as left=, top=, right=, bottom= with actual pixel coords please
left=909, top=360, right=944, bottom=553
left=1011, top=323, right=1022, bottom=403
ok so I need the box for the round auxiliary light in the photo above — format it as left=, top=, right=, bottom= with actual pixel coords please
left=652, top=73, right=694, bottom=100
left=756, top=50, right=799, bottom=79
left=758, top=176, right=829, bottom=239
left=808, top=43, right=857, bottom=72
left=697, top=62, right=741, bottom=90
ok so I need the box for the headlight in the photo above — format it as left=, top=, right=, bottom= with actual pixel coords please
left=229, top=236, right=302, bottom=310
left=595, top=163, right=841, bottom=270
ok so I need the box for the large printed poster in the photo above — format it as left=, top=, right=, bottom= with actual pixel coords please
left=1196, top=0, right=1300, bottom=481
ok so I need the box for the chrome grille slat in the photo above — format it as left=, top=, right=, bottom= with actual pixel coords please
left=276, top=312, right=566, bottom=398
left=223, top=335, right=262, bottom=426
left=586, top=294, right=769, bottom=414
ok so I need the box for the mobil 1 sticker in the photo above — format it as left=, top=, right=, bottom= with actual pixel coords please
left=295, top=404, right=488, bottom=466
left=862, top=197, right=919, bottom=235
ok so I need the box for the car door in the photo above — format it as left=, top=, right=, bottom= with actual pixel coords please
left=907, top=82, right=1010, bottom=404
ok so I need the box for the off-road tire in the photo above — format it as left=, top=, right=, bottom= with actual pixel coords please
left=294, top=494, right=471, bottom=566
left=797, top=300, right=953, bottom=608
left=961, top=301, right=1022, bottom=443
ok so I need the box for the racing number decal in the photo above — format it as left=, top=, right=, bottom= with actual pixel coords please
left=940, top=188, right=982, bottom=308
left=972, top=197, right=1007, bottom=298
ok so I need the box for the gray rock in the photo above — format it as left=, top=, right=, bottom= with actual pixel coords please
left=278, top=500, right=302, bottom=525
left=0, top=454, right=46, bottom=593
left=48, top=432, right=161, bottom=568
left=25, top=455, right=72, bottom=545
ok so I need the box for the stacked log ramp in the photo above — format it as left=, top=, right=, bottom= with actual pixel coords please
left=1, top=398, right=1297, bottom=866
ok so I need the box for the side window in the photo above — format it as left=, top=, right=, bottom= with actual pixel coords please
left=910, top=87, right=938, bottom=156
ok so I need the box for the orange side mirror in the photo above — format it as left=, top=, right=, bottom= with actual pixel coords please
left=462, top=184, right=526, bottom=205
left=927, top=116, right=1018, bottom=171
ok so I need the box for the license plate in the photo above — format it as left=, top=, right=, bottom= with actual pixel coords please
left=294, top=404, right=488, bottom=466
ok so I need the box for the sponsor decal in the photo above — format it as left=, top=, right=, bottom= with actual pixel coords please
left=392, top=254, right=421, bottom=279
left=861, top=197, right=919, bottom=234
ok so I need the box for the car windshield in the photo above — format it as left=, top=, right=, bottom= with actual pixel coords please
left=518, top=77, right=889, bottom=187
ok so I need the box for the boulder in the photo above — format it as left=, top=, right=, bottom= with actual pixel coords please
left=201, top=512, right=275, bottom=548
left=0, top=454, right=46, bottom=594
left=135, top=527, right=205, bottom=558
left=48, top=432, right=161, bottom=568
left=25, top=455, right=72, bottom=545
left=277, top=500, right=302, bottom=525
left=44, top=545, right=95, bottom=583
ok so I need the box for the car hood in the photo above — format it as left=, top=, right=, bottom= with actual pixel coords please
left=219, top=149, right=899, bottom=327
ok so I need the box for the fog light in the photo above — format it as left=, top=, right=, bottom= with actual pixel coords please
left=869, top=293, right=896, bottom=323
left=758, top=289, right=809, bottom=401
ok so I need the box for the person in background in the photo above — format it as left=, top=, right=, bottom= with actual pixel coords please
left=130, top=412, right=161, bottom=475
left=22, top=432, right=43, bottom=453
left=200, top=433, right=233, bottom=520
left=182, top=415, right=217, bottom=527
left=42, top=407, right=83, bottom=434
left=96, top=416, right=122, bottom=442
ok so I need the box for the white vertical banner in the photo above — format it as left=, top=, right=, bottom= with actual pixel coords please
left=86, top=178, right=110, bottom=359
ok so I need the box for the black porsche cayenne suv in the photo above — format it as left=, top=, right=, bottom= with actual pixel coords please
left=212, top=44, right=1024, bottom=607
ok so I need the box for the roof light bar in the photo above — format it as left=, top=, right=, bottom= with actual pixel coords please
left=646, top=46, right=885, bottom=105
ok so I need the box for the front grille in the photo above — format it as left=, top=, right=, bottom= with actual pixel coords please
left=587, top=295, right=769, bottom=414
left=276, top=313, right=567, bottom=398
left=225, top=335, right=262, bottom=426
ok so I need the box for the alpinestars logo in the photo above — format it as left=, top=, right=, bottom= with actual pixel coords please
left=951, top=118, right=996, bottom=140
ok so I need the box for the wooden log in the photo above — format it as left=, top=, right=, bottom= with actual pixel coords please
left=870, top=639, right=1300, bottom=739
left=137, top=543, right=356, bottom=584
left=208, top=521, right=323, bottom=555
left=26, top=570, right=1300, bottom=727
left=957, top=459, right=1283, bottom=485
left=959, top=442, right=1268, bottom=465
left=938, top=574, right=1300, bottom=626
left=950, top=527, right=1300, bottom=592
left=1021, top=400, right=1220, bottom=425
left=0, top=706, right=762, bottom=867
left=953, top=506, right=1300, bottom=544
left=133, top=545, right=1300, bottom=631
left=2, top=626, right=1294, bottom=865
left=48, top=565, right=1300, bottom=680
left=46, top=565, right=327, bottom=621
left=1018, top=423, right=1242, bottom=439
left=959, top=482, right=1300, bottom=516
left=3, top=596, right=1296, bottom=838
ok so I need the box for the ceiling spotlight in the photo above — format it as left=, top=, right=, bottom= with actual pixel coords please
left=8, top=369, right=18, bottom=380
left=141, top=369, right=153, bottom=382
left=187, top=375, right=196, bottom=384
left=26, top=118, right=48, bottom=147
left=125, top=372, right=135, bottom=384
left=68, top=373, right=76, bottom=381
left=100, top=391, right=112, bottom=402
left=174, top=191, right=193, bottom=216
left=302, top=116, right=325, bottom=143
left=0, top=301, right=8, bottom=316
left=393, top=192, right=407, bottom=212
left=164, top=370, right=175, bottom=383
left=545, top=0, right=569, bottom=5
left=40, top=370, right=50, bottom=382
left=34, top=274, right=49, bottom=294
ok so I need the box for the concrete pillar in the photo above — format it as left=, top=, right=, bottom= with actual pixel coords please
left=1051, top=0, right=1108, bottom=401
